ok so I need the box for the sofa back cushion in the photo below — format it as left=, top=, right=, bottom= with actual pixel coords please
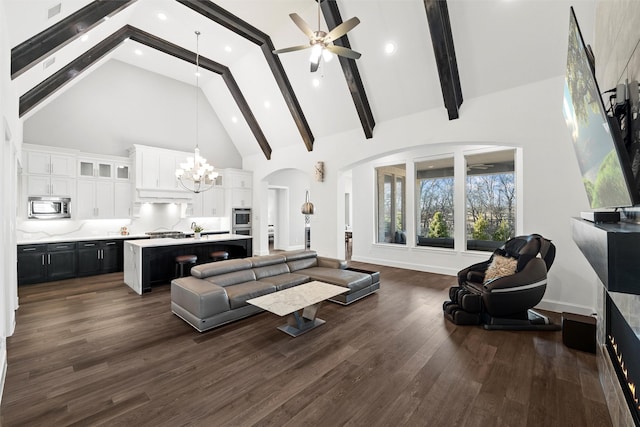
left=205, top=269, right=257, bottom=287
left=287, top=257, right=318, bottom=272
left=191, top=258, right=252, bottom=279
left=283, top=250, right=318, bottom=272
left=254, top=262, right=290, bottom=279
left=283, top=250, right=317, bottom=261
left=247, top=254, right=286, bottom=268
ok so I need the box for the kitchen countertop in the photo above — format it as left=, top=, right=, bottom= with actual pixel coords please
left=17, top=233, right=150, bottom=245
left=17, top=230, right=232, bottom=246
left=125, top=233, right=251, bottom=248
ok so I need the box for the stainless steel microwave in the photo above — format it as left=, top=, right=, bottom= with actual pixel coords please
left=28, top=196, right=71, bottom=219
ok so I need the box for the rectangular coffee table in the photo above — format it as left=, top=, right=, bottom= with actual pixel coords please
left=247, top=281, right=347, bottom=337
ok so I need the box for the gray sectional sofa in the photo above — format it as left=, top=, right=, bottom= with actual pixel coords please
left=171, top=250, right=380, bottom=332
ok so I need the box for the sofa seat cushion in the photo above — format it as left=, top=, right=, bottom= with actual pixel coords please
left=301, top=267, right=372, bottom=292
left=260, top=273, right=310, bottom=290
left=225, top=281, right=276, bottom=309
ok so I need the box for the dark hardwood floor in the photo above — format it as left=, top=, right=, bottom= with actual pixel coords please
left=1, top=263, right=611, bottom=426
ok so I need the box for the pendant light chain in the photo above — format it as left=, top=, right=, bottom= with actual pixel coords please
left=195, top=30, right=200, bottom=152
left=174, top=30, right=218, bottom=194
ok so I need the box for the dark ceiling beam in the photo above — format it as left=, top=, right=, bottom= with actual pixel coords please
left=130, top=28, right=272, bottom=160
left=176, top=0, right=314, bottom=152
left=11, top=0, right=136, bottom=79
left=423, top=0, right=463, bottom=120
left=19, top=25, right=272, bottom=160
left=320, top=0, right=375, bottom=139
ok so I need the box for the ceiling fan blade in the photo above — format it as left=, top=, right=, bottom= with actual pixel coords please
left=310, top=60, right=320, bottom=73
left=289, top=13, right=315, bottom=39
left=325, top=44, right=361, bottom=60
left=273, top=44, right=312, bottom=55
left=325, top=17, right=360, bottom=42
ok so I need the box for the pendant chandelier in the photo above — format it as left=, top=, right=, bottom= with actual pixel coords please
left=175, top=30, right=218, bottom=194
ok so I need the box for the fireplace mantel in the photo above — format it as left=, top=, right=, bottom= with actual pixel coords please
left=571, top=217, right=640, bottom=426
left=572, top=218, right=640, bottom=295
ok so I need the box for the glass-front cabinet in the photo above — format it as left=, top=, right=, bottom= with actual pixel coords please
left=78, top=159, right=113, bottom=179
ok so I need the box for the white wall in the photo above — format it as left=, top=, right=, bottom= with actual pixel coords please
left=245, top=76, right=600, bottom=315
left=22, top=59, right=242, bottom=168
left=0, top=0, right=21, bottom=399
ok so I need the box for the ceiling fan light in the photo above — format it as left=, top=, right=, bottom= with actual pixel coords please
left=322, top=48, right=333, bottom=62
left=309, top=44, right=322, bottom=64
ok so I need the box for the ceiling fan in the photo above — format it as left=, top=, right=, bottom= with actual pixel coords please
left=273, top=1, right=361, bottom=72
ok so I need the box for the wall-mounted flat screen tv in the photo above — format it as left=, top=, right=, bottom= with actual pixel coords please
left=562, top=7, right=638, bottom=209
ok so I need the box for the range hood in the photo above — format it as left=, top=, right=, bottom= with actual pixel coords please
left=134, top=188, right=194, bottom=204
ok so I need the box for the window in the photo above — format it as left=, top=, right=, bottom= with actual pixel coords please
left=376, top=164, right=406, bottom=244
left=416, top=157, right=454, bottom=248
left=465, top=150, right=516, bottom=251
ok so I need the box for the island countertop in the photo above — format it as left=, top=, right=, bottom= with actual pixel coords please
left=126, top=233, right=250, bottom=248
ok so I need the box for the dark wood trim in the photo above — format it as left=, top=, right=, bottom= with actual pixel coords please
left=423, top=0, right=463, bottom=120
left=129, top=28, right=272, bottom=159
left=175, top=0, right=314, bottom=152
left=320, top=0, right=375, bottom=138
left=19, top=25, right=273, bottom=159
left=10, top=0, right=136, bottom=79
left=19, top=25, right=131, bottom=117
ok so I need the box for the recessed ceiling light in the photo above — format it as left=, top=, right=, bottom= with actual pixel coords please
left=384, top=42, right=396, bottom=55
left=224, top=45, right=232, bottom=53
left=312, top=78, right=320, bottom=88
left=264, top=101, right=271, bottom=109
left=157, top=12, right=167, bottom=21
left=103, top=16, right=110, bottom=21
left=232, top=116, right=238, bottom=123
left=134, top=49, right=142, bottom=55
left=80, top=34, right=89, bottom=42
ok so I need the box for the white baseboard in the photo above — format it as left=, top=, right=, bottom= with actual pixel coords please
left=0, top=339, right=6, bottom=403
left=536, top=299, right=595, bottom=316
left=350, top=255, right=459, bottom=276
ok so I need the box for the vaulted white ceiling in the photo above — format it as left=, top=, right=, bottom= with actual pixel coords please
left=4, top=0, right=596, bottom=159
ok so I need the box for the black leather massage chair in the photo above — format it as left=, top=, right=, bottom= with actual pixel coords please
left=443, top=234, right=560, bottom=330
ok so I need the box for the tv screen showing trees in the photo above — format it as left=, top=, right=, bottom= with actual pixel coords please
left=563, top=7, right=637, bottom=209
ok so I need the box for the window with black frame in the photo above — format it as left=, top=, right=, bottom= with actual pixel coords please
left=376, top=164, right=406, bottom=244
left=465, top=150, right=516, bottom=251
left=415, top=156, right=455, bottom=249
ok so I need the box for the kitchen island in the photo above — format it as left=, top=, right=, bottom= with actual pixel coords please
left=124, top=234, right=252, bottom=295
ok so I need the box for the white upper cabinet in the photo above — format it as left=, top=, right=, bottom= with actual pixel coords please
left=78, top=159, right=113, bottom=179
left=26, top=151, right=75, bottom=177
left=76, top=180, right=115, bottom=219
left=226, top=170, right=252, bottom=189
left=23, top=146, right=77, bottom=198
left=225, top=169, right=252, bottom=208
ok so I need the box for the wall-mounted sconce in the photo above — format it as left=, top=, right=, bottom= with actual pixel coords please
left=314, top=161, right=324, bottom=182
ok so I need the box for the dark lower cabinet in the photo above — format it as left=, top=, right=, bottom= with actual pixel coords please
left=18, top=239, right=126, bottom=285
left=17, top=244, right=47, bottom=284
left=77, top=241, right=122, bottom=277
left=47, top=243, right=77, bottom=280
left=17, top=242, right=77, bottom=285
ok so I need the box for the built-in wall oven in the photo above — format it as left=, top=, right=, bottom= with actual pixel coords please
left=232, top=208, right=251, bottom=236
left=232, top=208, right=251, bottom=228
